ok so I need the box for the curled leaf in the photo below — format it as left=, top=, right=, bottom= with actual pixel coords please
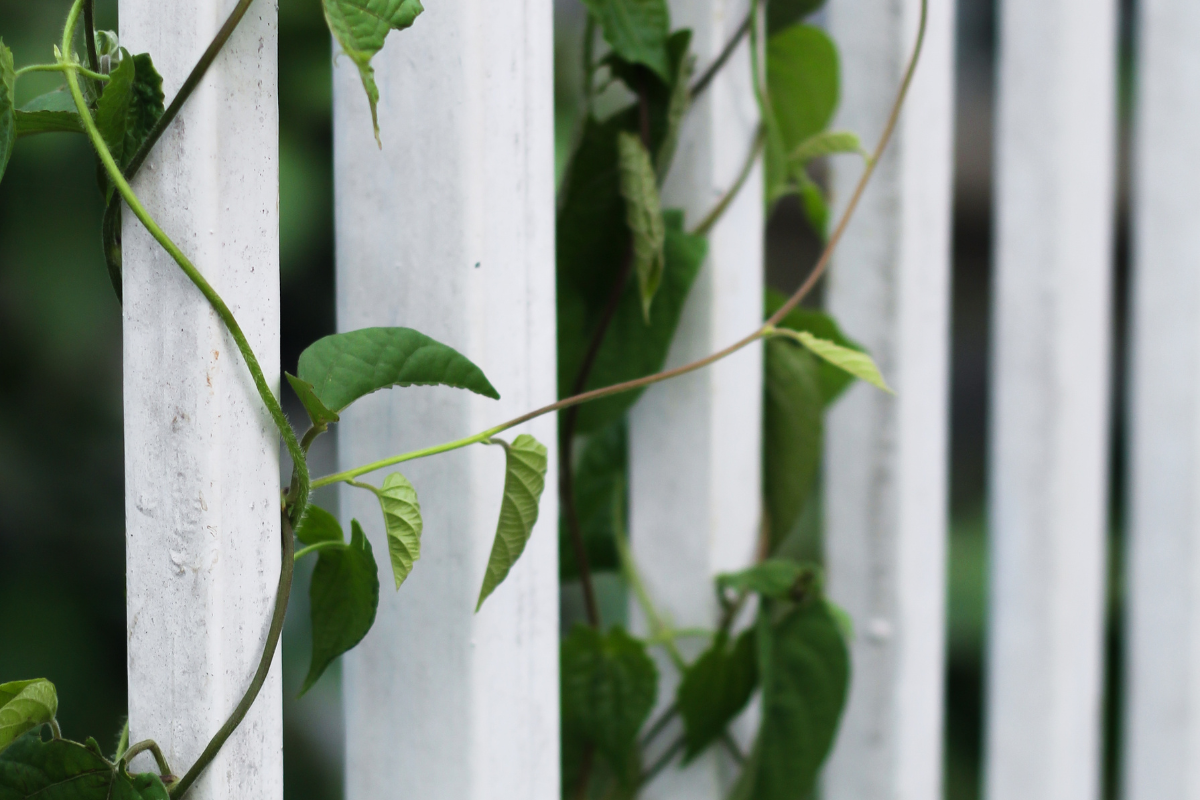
left=617, top=131, right=666, bottom=322
left=793, top=330, right=892, bottom=393
left=0, top=680, right=58, bottom=755
left=375, top=472, right=423, bottom=588
left=788, top=130, right=866, bottom=164
left=285, top=373, right=340, bottom=431
left=477, top=434, right=549, bottom=610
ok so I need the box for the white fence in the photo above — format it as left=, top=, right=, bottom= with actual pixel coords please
left=116, top=0, right=1200, bottom=797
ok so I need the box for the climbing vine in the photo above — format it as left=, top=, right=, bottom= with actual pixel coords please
left=0, top=0, right=925, bottom=797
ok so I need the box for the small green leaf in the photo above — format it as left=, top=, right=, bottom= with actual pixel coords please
left=794, top=330, right=892, bottom=393
left=677, top=630, right=758, bottom=761
left=477, top=434, right=549, bottom=610
left=295, top=504, right=344, bottom=546
left=302, top=521, right=380, bottom=694
left=322, top=0, right=423, bottom=144
left=717, top=559, right=817, bottom=598
left=375, top=472, right=423, bottom=588
left=15, top=89, right=84, bottom=138
left=798, top=179, right=829, bottom=238
left=763, top=338, right=823, bottom=549
left=616, top=131, right=666, bottom=323
left=0, top=40, right=15, bottom=187
left=94, top=50, right=164, bottom=174
left=285, top=373, right=341, bottom=431
left=766, top=25, right=839, bottom=152
left=765, top=289, right=865, bottom=403
left=561, top=625, right=658, bottom=785
left=297, top=327, right=499, bottom=414
left=766, top=0, right=828, bottom=37
left=0, top=731, right=170, bottom=799
left=582, top=0, right=672, bottom=81
left=789, top=130, right=865, bottom=164
left=0, top=680, right=57, bottom=755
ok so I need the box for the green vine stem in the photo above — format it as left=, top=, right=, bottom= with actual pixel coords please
left=121, top=739, right=174, bottom=782
left=690, top=11, right=752, bottom=98
left=14, top=62, right=108, bottom=81
left=294, top=540, right=343, bottom=562
left=691, top=125, right=765, bottom=237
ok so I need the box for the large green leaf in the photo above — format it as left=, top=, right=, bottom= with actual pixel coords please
left=303, top=520, right=380, bottom=694
left=716, top=559, right=817, bottom=599
left=766, top=0, right=828, bottom=37
left=0, top=732, right=169, bottom=800
left=295, top=504, right=344, bottom=546
left=0, top=40, right=14, bottom=187
left=794, top=331, right=892, bottom=393
left=763, top=338, right=823, bottom=549
left=582, top=0, right=672, bottom=81
left=15, top=89, right=84, bottom=138
left=297, top=327, right=499, bottom=414
left=561, top=625, right=658, bottom=785
left=0, top=681, right=57, bottom=755
left=765, top=289, right=864, bottom=403
left=94, top=50, right=164, bottom=173
left=374, top=472, right=423, bottom=589
left=616, top=131, right=666, bottom=322
left=735, top=599, right=850, bottom=800
left=477, top=434, right=549, bottom=610
left=677, top=629, right=758, bottom=762
left=560, top=420, right=627, bottom=580
left=322, top=0, right=423, bottom=143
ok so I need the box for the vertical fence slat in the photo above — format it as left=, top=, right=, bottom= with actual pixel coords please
left=985, top=0, right=1117, bottom=797
left=1125, top=0, right=1200, bottom=796
left=821, top=0, right=955, bottom=797
left=121, top=1, right=282, bottom=796
left=627, top=0, right=763, bottom=795
left=333, top=3, right=559, bottom=798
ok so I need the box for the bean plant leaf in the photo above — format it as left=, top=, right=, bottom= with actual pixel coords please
left=374, top=473, right=423, bottom=589
left=582, top=0, right=672, bottom=82
left=94, top=50, right=164, bottom=173
left=0, top=40, right=15, bottom=187
left=717, top=559, right=817, bottom=599
left=794, top=331, right=892, bottom=393
left=302, top=521, right=380, bottom=694
left=734, top=599, right=850, bottom=800
left=285, top=373, right=341, bottom=431
left=677, top=629, right=758, bottom=762
left=789, top=130, right=865, bottom=164
left=766, top=0, right=828, bottom=37
left=0, top=680, right=57, bottom=755
left=15, top=89, right=84, bottom=138
left=297, top=327, right=499, bottom=414
left=763, top=339, right=823, bottom=549
left=799, top=179, right=829, bottom=238
left=765, top=289, right=865, bottom=403
left=0, top=731, right=169, bottom=800
left=560, top=419, right=627, bottom=580
left=477, top=434, right=549, bottom=611
left=561, top=625, right=658, bottom=785
left=295, top=504, right=344, bottom=546
left=616, top=131, right=666, bottom=323
left=322, top=0, right=423, bottom=144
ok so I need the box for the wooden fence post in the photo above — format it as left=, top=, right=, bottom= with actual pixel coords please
left=821, top=0, right=955, bottom=797
left=1125, top=0, right=1200, bottom=796
left=120, top=0, right=283, bottom=796
left=626, top=0, right=764, bottom=795
left=984, top=0, right=1117, bottom=797
left=332, top=3, right=559, bottom=798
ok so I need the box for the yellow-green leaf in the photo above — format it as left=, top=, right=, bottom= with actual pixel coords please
left=374, top=473, right=423, bottom=588
left=788, top=130, right=865, bottom=164
left=794, top=331, right=892, bottom=393
left=616, top=131, right=666, bottom=322
left=0, top=679, right=57, bottom=755
left=477, top=434, right=549, bottom=611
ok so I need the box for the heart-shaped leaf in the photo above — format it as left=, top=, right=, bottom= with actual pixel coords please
left=297, top=327, right=499, bottom=415
left=477, top=434, right=549, bottom=610
left=582, top=0, right=672, bottom=82
left=0, top=680, right=57, bottom=755
left=295, top=504, right=344, bottom=546
left=677, top=629, right=758, bottom=761
left=94, top=50, right=164, bottom=177
left=302, top=521, right=380, bottom=694
left=0, top=731, right=169, bottom=799
left=616, top=131, right=666, bottom=322
left=0, top=40, right=15, bottom=187
left=374, top=472, right=423, bottom=588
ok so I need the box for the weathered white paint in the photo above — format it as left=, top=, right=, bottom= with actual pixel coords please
left=984, top=0, right=1117, bottom=798
left=1124, top=0, right=1200, bottom=796
left=822, top=0, right=955, bottom=797
left=626, top=0, right=763, bottom=796
left=333, top=3, right=559, bottom=799
left=121, top=0, right=282, bottom=797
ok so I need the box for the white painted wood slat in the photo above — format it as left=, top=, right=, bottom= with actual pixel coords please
left=984, top=0, right=1117, bottom=798
left=822, top=0, right=956, bottom=797
left=332, top=3, right=560, bottom=798
left=120, top=0, right=283, bottom=796
left=1124, top=0, right=1200, bottom=796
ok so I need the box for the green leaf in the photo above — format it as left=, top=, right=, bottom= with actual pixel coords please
left=303, top=520, right=380, bottom=694
left=794, top=330, right=892, bottom=393
left=94, top=50, right=164, bottom=173
left=322, top=0, right=423, bottom=144
left=763, top=338, right=823, bottom=549
left=616, top=131, right=666, bottom=322
left=798, top=179, right=829, bottom=239
left=766, top=25, right=839, bottom=152
left=766, top=0, right=828, bottom=37
left=285, top=373, right=341, bottom=431
left=295, top=504, right=344, bottom=546
left=15, top=89, right=84, bottom=138
left=0, top=681, right=57, bottom=755
left=374, top=473, right=423, bottom=589
left=0, top=731, right=169, bottom=800
left=561, top=625, right=658, bottom=785
left=0, top=40, right=15, bottom=187
left=582, top=0, right=672, bottom=81
left=560, top=419, right=628, bottom=581
left=765, top=289, right=864, bottom=403
left=477, top=434, right=549, bottom=610
left=735, top=599, right=850, bottom=800
left=789, top=130, right=865, bottom=164
left=717, top=559, right=817, bottom=599
left=297, top=327, right=500, bottom=414
left=677, top=630, right=758, bottom=761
